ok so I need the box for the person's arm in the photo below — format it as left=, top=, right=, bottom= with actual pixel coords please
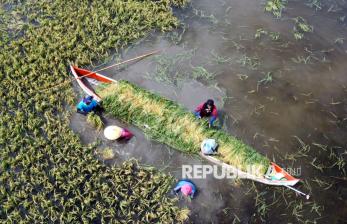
left=174, top=181, right=186, bottom=193
left=209, top=106, right=218, bottom=127
left=194, top=103, right=204, bottom=112
left=174, top=185, right=181, bottom=193
left=77, top=102, right=87, bottom=115
left=190, top=184, right=196, bottom=198
left=194, top=103, right=204, bottom=118
left=194, top=111, right=201, bottom=118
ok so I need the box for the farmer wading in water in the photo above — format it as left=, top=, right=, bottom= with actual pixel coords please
left=76, top=95, right=102, bottom=115
left=194, top=99, right=218, bottom=128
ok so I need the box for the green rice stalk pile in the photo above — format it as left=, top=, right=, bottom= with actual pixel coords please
left=0, top=0, right=190, bottom=222
left=98, top=81, right=270, bottom=176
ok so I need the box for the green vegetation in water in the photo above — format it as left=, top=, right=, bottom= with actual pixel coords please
left=192, top=8, right=218, bottom=24
left=97, top=147, right=116, bottom=160
left=97, top=81, right=270, bottom=176
left=291, top=55, right=312, bottom=64
left=86, top=112, right=104, bottom=131
left=255, top=28, right=268, bottom=39
left=255, top=28, right=281, bottom=41
left=264, top=0, right=287, bottom=18
left=334, top=37, right=345, bottom=45
left=293, top=17, right=313, bottom=40
left=148, top=50, right=216, bottom=86
left=306, top=0, right=323, bottom=11
left=191, top=66, right=215, bottom=80
left=237, top=54, right=260, bottom=70
left=257, top=72, right=273, bottom=91
left=210, top=50, right=232, bottom=64
left=0, top=0, right=190, bottom=222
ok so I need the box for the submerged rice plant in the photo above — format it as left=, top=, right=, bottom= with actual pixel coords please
left=86, top=112, right=104, bottom=130
left=98, top=81, right=270, bottom=176
left=264, top=0, right=287, bottom=18
left=293, top=17, right=313, bottom=40
left=98, top=147, right=116, bottom=160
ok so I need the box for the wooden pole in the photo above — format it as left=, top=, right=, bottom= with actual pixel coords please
left=40, top=50, right=161, bottom=92
left=77, top=49, right=161, bottom=79
left=285, top=185, right=310, bottom=199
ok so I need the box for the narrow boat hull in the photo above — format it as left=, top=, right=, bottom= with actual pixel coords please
left=201, top=153, right=300, bottom=186
left=70, top=65, right=116, bottom=102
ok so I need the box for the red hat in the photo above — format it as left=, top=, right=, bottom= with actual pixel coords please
left=181, top=184, right=192, bottom=196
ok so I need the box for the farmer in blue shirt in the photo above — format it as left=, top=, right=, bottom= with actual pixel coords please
left=76, top=95, right=101, bottom=115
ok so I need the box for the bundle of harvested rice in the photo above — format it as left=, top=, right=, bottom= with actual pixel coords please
left=97, top=81, right=269, bottom=176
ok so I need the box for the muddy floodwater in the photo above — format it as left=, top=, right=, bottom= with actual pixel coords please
left=70, top=0, right=347, bottom=223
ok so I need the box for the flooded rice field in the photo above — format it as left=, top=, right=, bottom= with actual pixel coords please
left=70, top=0, right=347, bottom=223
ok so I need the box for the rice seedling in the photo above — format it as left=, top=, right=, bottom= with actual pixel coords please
left=232, top=214, right=241, bottom=224
left=311, top=178, right=334, bottom=189
left=237, top=54, right=259, bottom=70
left=98, top=81, right=270, bottom=176
left=255, top=28, right=281, bottom=42
left=293, top=17, right=313, bottom=40
left=329, top=152, right=346, bottom=174
left=237, top=74, right=248, bottom=80
left=86, top=112, right=104, bottom=131
left=291, top=55, right=312, bottom=64
left=311, top=142, right=327, bottom=151
left=98, top=147, right=116, bottom=160
left=264, top=0, right=287, bottom=18
left=175, top=207, right=190, bottom=222
left=334, top=37, right=344, bottom=45
left=269, top=31, right=280, bottom=41
left=210, top=50, right=231, bottom=64
left=255, top=28, right=268, bottom=39
left=258, top=72, right=273, bottom=87
left=338, top=15, right=345, bottom=23
left=306, top=0, right=323, bottom=11
left=192, top=8, right=218, bottom=24
left=310, top=201, right=323, bottom=216
left=310, top=157, right=324, bottom=172
left=191, top=66, right=215, bottom=80
left=292, top=201, right=304, bottom=219
left=149, top=50, right=195, bottom=86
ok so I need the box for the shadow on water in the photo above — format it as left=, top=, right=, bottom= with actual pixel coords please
left=71, top=0, right=347, bottom=223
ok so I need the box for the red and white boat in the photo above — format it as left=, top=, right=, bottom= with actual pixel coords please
left=70, top=65, right=116, bottom=102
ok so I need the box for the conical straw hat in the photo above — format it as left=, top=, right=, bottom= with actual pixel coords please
left=104, top=125, right=122, bottom=140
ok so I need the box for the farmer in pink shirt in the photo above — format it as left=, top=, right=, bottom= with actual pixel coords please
left=174, top=179, right=197, bottom=199
left=194, top=99, right=218, bottom=127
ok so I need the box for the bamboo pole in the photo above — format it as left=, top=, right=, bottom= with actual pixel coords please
left=77, top=49, right=161, bottom=79
left=285, top=186, right=310, bottom=199
left=40, top=50, right=161, bottom=92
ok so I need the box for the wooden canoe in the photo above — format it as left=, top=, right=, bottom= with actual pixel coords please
left=202, top=153, right=299, bottom=186
left=70, top=65, right=116, bottom=102
left=71, top=65, right=300, bottom=187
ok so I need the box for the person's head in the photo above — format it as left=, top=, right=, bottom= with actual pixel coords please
left=205, top=99, right=214, bottom=110
left=83, top=95, right=93, bottom=105
left=181, top=184, right=192, bottom=197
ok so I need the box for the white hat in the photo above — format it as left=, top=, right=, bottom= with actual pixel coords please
left=104, top=125, right=123, bottom=140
